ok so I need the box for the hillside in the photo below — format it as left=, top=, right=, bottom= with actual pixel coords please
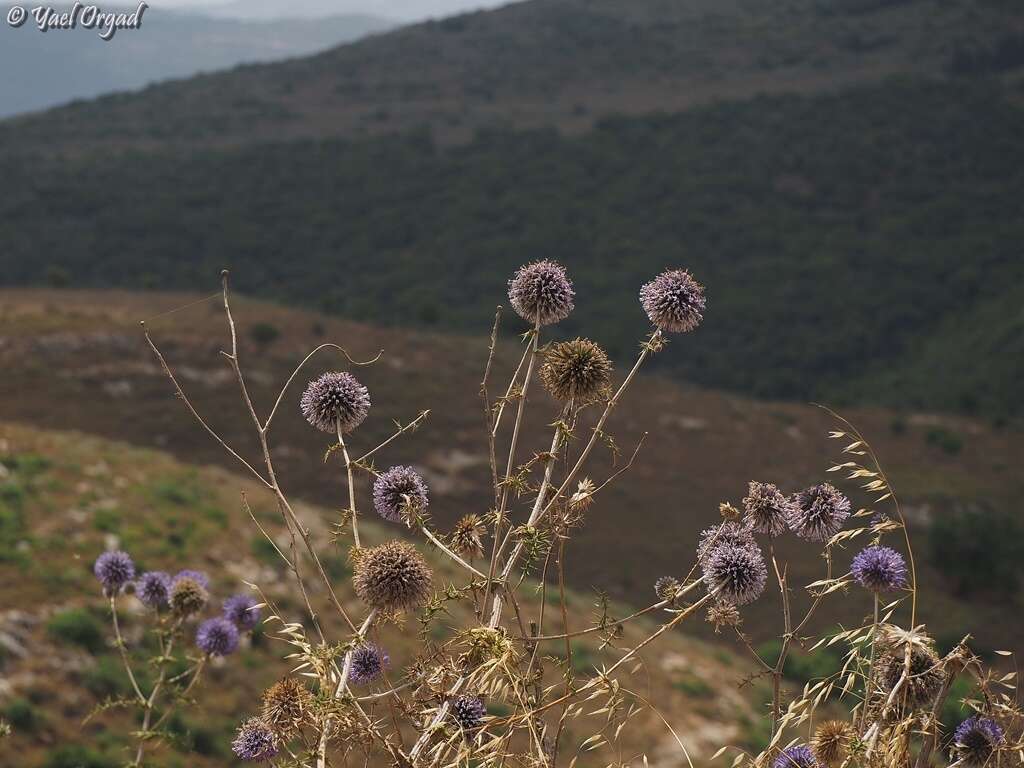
left=2, top=0, right=1023, bottom=152
left=0, top=8, right=392, bottom=119
left=0, top=421, right=764, bottom=766
left=0, top=289, right=1021, bottom=661
left=2, top=78, right=1023, bottom=417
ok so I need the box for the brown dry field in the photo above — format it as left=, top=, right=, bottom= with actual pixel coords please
left=1, top=288, right=1021, bottom=659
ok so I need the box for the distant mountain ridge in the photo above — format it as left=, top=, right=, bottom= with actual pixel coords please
left=0, top=7, right=392, bottom=118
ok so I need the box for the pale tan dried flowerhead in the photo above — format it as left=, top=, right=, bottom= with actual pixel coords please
left=353, top=541, right=433, bottom=611
left=812, top=720, right=855, bottom=766
left=540, top=338, right=612, bottom=403
left=705, top=601, right=741, bottom=633
left=875, top=625, right=943, bottom=710
left=169, top=577, right=208, bottom=617
left=450, top=514, right=486, bottom=559
left=262, top=678, right=313, bottom=738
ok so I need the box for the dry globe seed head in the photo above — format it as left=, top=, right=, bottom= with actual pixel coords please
left=300, top=371, right=371, bottom=434
left=173, top=569, right=210, bottom=589
left=654, top=576, right=682, bottom=602
left=232, top=717, right=278, bottom=761
left=639, top=268, right=706, bottom=333
left=262, top=678, right=313, bottom=738
left=372, top=465, right=429, bottom=522
left=878, top=647, right=944, bottom=710
left=696, top=520, right=757, bottom=566
left=742, top=481, right=795, bottom=537
left=788, top=483, right=851, bottom=542
left=170, top=576, right=208, bottom=617
left=812, top=720, right=855, bottom=767
left=353, top=541, right=433, bottom=611
left=539, top=338, right=612, bottom=403
left=507, top=260, right=575, bottom=326
left=450, top=514, right=487, bottom=559
left=705, top=601, right=741, bottom=633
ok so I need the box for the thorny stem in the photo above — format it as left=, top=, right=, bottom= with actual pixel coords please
left=109, top=596, right=147, bottom=705
left=150, top=655, right=207, bottom=733
left=418, top=523, right=488, bottom=580
left=317, top=610, right=378, bottom=768
left=859, top=593, right=881, bottom=732
left=133, top=619, right=183, bottom=765
left=337, top=421, right=360, bottom=548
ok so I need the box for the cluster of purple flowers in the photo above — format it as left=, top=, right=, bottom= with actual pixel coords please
left=696, top=478, right=907, bottom=608
left=93, top=550, right=261, bottom=657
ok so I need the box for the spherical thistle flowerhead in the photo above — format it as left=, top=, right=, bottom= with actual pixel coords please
left=348, top=643, right=390, bottom=686
left=353, top=541, right=433, bottom=612
left=136, top=571, right=172, bottom=609
left=654, top=576, right=682, bottom=602
left=300, top=371, right=371, bottom=434
left=702, top=542, right=768, bottom=606
left=878, top=645, right=943, bottom=711
left=639, top=268, right=706, bottom=334
left=170, top=576, right=208, bottom=618
left=851, top=545, right=908, bottom=593
left=742, top=481, right=795, bottom=537
left=94, top=551, right=135, bottom=594
left=812, top=720, right=855, bottom=767
left=788, top=483, right=851, bottom=542
left=705, top=601, right=741, bottom=633
left=773, top=745, right=820, bottom=768
left=173, top=569, right=210, bottom=589
left=450, top=514, right=487, bottom=560
left=508, top=260, right=575, bottom=326
left=223, top=593, right=262, bottom=631
left=953, top=716, right=1005, bottom=766
left=451, top=695, right=486, bottom=731
left=196, top=617, right=240, bottom=657
left=373, top=465, right=429, bottom=523
left=231, top=717, right=278, bottom=762
left=540, top=338, right=612, bottom=403
left=696, top=520, right=757, bottom=566
left=261, top=678, right=313, bottom=738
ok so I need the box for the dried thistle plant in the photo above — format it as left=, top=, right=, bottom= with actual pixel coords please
left=113, top=266, right=1023, bottom=768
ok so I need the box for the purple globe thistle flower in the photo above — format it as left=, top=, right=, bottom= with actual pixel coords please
left=94, top=551, right=135, bottom=594
left=173, top=569, right=210, bottom=589
left=773, top=745, right=820, bottom=768
left=373, top=465, right=429, bottom=522
left=223, top=594, right=262, bottom=631
left=953, top=716, right=1005, bottom=766
left=231, top=717, right=278, bottom=761
left=639, top=269, right=706, bottom=333
left=136, top=571, right=172, bottom=609
left=696, top=520, right=757, bottom=565
left=451, top=695, right=486, bottom=730
left=851, top=545, right=908, bottom=593
left=788, top=483, right=851, bottom=542
left=300, top=371, right=371, bottom=434
left=348, top=643, right=390, bottom=686
left=507, top=260, right=575, bottom=326
left=196, top=617, right=240, bottom=657
left=703, top=541, right=768, bottom=606
left=742, top=481, right=795, bottom=537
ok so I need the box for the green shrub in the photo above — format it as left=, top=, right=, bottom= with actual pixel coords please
left=926, top=427, right=963, bottom=454
left=47, top=608, right=105, bottom=654
left=43, top=746, right=117, bottom=768
left=3, top=698, right=38, bottom=731
left=249, top=322, right=280, bottom=347
left=672, top=672, right=713, bottom=698
left=929, top=508, right=1024, bottom=596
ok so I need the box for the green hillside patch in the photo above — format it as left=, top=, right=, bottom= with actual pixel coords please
left=2, top=78, right=1022, bottom=418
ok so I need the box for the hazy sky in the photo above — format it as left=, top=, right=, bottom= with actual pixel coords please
left=159, top=1, right=515, bottom=22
